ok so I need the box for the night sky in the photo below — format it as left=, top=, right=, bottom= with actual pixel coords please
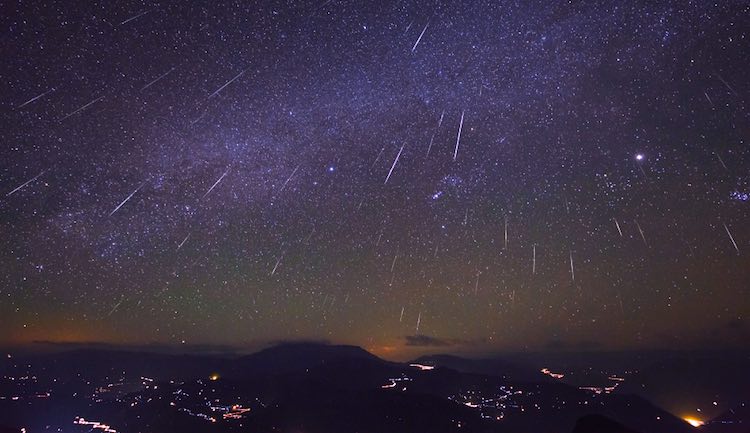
left=1, top=0, right=748, bottom=359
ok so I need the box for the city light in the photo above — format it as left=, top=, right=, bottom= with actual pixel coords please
left=684, top=417, right=705, bottom=427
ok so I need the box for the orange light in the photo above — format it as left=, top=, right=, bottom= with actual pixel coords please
left=684, top=417, right=704, bottom=427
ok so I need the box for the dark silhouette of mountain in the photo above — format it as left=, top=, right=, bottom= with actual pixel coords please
left=571, top=414, right=641, bottom=433
left=0, top=348, right=227, bottom=383
left=702, top=402, right=750, bottom=433
left=339, top=351, right=695, bottom=433
left=227, top=342, right=389, bottom=377
left=0, top=343, right=743, bottom=433
left=0, top=342, right=389, bottom=383
left=249, top=387, right=491, bottom=433
left=617, top=352, right=750, bottom=420
left=412, top=353, right=544, bottom=381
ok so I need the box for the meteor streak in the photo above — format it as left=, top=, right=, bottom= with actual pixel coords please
left=426, top=133, right=436, bottom=157
left=59, top=95, right=104, bottom=122
left=715, top=153, right=728, bottom=170
left=454, top=110, right=464, bottom=161
left=109, top=181, right=146, bottom=217
left=504, top=216, right=508, bottom=249
left=202, top=167, right=230, bottom=199
left=120, top=9, right=150, bottom=25
left=569, top=250, right=575, bottom=282
left=107, top=297, right=125, bottom=316
left=177, top=233, right=191, bottom=250
left=723, top=223, right=740, bottom=254
left=384, top=142, right=405, bottom=184
left=207, top=68, right=249, bottom=99
left=6, top=170, right=46, bottom=197
left=634, top=219, right=648, bottom=247
left=614, top=218, right=623, bottom=237
left=411, top=22, right=429, bottom=52
left=17, top=88, right=55, bottom=109
left=141, top=67, right=175, bottom=91
left=278, top=164, right=302, bottom=193
left=271, top=256, right=283, bottom=275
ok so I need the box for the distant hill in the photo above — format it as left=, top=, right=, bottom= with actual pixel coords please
left=702, top=402, right=750, bottom=433
left=617, top=352, right=750, bottom=420
left=0, top=348, right=228, bottom=382
left=229, top=342, right=387, bottom=376
left=0, top=342, right=391, bottom=383
left=412, top=353, right=546, bottom=381
left=0, top=344, right=742, bottom=433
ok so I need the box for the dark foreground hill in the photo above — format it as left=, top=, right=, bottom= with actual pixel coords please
left=0, top=343, right=728, bottom=433
left=616, top=351, right=750, bottom=420
left=571, top=414, right=642, bottom=433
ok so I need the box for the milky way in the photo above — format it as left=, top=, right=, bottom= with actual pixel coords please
left=1, top=0, right=748, bottom=358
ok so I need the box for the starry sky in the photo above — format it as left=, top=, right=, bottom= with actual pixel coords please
left=1, top=0, right=748, bottom=359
